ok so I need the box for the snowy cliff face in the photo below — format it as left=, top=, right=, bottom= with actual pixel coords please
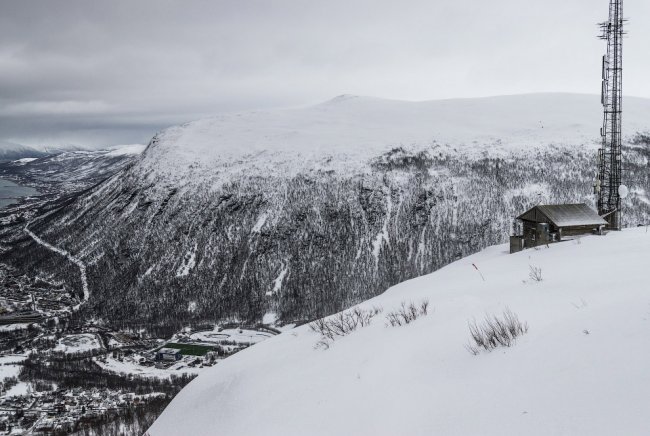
left=148, top=228, right=650, bottom=436
left=16, top=94, right=650, bottom=329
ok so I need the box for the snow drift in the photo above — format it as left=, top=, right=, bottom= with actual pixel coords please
left=149, top=228, right=650, bottom=436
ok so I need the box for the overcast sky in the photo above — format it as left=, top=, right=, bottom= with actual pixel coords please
left=1, top=0, right=649, bottom=148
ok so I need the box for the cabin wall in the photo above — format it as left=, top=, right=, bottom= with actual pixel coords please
left=561, top=225, right=603, bottom=237
left=510, top=236, right=525, bottom=254
left=512, top=205, right=606, bottom=253
left=520, top=220, right=565, bottom=249
left=522, top=221, right=537, bottom=248
left=522, top=221, right=553, bottom=247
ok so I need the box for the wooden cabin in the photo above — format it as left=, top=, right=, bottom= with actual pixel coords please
left=510, top=203, right=607, bottom=253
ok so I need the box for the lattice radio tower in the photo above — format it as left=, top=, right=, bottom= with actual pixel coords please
left=595, top=0, right=626, bottom=230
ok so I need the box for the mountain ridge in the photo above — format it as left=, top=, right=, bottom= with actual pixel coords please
left=0, top=141, right=46, bottom=161
left=135, top=93, right=650, bottom=184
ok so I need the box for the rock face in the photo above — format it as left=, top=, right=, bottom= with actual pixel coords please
left=14, top=94, right=650, bottom=330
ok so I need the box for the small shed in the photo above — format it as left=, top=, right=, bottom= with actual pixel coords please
left=510, top=203, right=607, bottom=253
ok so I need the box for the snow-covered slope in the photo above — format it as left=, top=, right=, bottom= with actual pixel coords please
left=139, top=93, right=650, bottom=183
left=150, top=228, right=650, bottom=436
left=104, top=143, right=146, bottom=157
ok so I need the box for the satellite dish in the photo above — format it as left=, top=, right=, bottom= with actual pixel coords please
left=619, top=184, right=629, bottom=199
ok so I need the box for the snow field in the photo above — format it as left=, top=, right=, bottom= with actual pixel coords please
left=53, top=334, right=101, bottom=354
left=138, top=94, right=650, bottom=186
left=189, top=328, right=274, bottom=345
left=150, top=228, right=650, bottom=436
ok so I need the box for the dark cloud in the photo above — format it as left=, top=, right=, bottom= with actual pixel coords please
left=1, top=0, right=648, bottom=147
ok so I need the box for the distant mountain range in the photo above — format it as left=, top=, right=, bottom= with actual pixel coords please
left=0, top=145, right=145, bottom=193
left=0, top=140, right=92, bottom=161
left=0, top=141, right=46, bottom=161
left=8, top=93, right=650, bottom=332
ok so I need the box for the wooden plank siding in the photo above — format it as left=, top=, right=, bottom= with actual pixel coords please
left=511, top=204, right=606, bottom=253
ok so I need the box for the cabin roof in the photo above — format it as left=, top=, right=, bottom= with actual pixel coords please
left=517, top=203, right=607, bottom=227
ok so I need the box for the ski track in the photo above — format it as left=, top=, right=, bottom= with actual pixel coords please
left=24, top=220, right=89, bottom=309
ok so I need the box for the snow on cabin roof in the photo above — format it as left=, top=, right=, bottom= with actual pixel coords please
left=157, top=347, right=181, bottom=354
left=517, top=203, right=607, bottom=227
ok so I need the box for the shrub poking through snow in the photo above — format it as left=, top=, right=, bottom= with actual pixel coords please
left=466, top=308, right=529, bottom=355
left=385, top=300, right=430, bottom=327
left=528, top=265, right=543, bottom=282
left=310, top=306, right=383, bottom=349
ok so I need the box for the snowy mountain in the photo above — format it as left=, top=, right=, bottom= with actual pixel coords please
left=136, top=93, right=648, bottom=184
left=9, top=94, right=650, bottom=331
left=149, top=228, right=650, bottom=436
left=36, top=143, right=90, bottom=154
left=0, top=140, right=46, bottom=161
left=0, top=144, right=146, bottom=193
left=0, top=140, right=94, bottom=161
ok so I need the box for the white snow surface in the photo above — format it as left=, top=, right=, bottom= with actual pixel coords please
left=150, top=228, right=650, bottom=436
left=268, top=264, right=288, bottom=296
left=53, top=334, right=101, bottom=354
left=12, top=157, right=38, bottom=164
left=95, top=355, right=201, bottom=380
left=5, top=382, right=30, bottom=397
left=104, top=143, right=146, bottom=157
left=0, top=355, right=25, bottom=379
left=176, top=243, right=198, bottom=277
left=138, top=93, right=650, bottom=185
left=0, top=324, right=29, bottom=333
left=189, top=328, right=274, bottom=345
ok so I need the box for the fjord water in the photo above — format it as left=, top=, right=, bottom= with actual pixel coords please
left=0, top=178, right=39, bottom=208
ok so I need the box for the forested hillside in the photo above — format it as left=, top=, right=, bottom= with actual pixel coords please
left=6, top=95, right=650, bottom=332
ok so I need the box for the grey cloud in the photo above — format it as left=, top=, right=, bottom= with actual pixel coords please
left=1, top=0, right=649, bottom=147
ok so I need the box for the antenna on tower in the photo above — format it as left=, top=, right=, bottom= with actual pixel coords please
left=595, top=0, right=626, bottom=230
